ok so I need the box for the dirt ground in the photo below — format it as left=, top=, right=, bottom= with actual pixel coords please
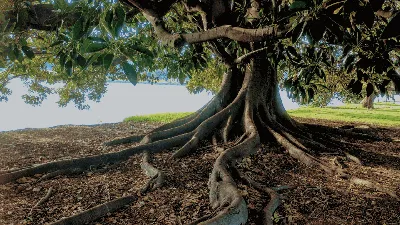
left=0, top=118, right=399, bottom=225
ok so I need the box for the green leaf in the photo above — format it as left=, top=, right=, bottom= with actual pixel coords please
left=65, top=60, right=73, bottom=76
left=87, top=37, right=107, bottom=43
left=292, top=21, right=306, bottom=44
left=6, top=45, right=15, bottom=61
left=21, top=46, right=35, bottom=59
left=82, top=40, right=108, bottom=53
left=113, top=5, right=125, bottom=37
left=309, top=20, right=325, bottom=43
left=13, top=45, right=23, bottom=63
left=103, top=53, right=114, bottom=70
left=59, top=52, right=67, bottom=69
left=381, top=12, right=400, bottom=39
left=76, top=54, right=86, bottom=68
left=290, top=0, right=311, bottom=10
left=72, top=17, right=84, bottom=40
left=104, top=8, right=114, bottom=35
left=122, top=62, right=137, bottom=85
left=54, top=0, right=68, bottom=9
left=49, top=40, right=64, bottom=47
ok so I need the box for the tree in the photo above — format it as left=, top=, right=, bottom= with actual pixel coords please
left=1, top=0, right=399, bottom=224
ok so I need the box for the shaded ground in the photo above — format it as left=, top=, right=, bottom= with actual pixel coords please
left=0, top=118, right=399, bottom=224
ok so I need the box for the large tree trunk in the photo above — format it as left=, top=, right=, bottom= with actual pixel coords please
left=361, top=93, right=375, bottom=109
left=0, top=54, right=393, bottom=225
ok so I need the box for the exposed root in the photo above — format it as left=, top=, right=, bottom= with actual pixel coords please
left=344, top=152, right=363, bottom=165
left=268, top=123, right=398, bottom=200
left=172, top=85, right=246, bottom=159
left=269, top=127, right=346, bottom=176
left=35, top=168, right=84, bottom=183
left=140, top=151, right=165, bottom=193
left=104, top=70, right=233, bottom=147
left=103, top=134, right=145, bottom=146
left=0, top=132, right=192, bottom=185
left=30, top=187, right=54, bottom=214
left=305, top=123, right=389, bottom=142
left=201, top=80, right=261, bottom=224
left=240, top=174, right=282, bottom=225
left=51, top=195, right=136, bottom=225
left=222, top=115, right=234, bottom=144
left=350, top=177, right=398, bottom=199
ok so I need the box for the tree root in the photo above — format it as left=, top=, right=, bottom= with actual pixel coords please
left=140, top=151, right=165, bottom=193
left=172, top=86, right=246, bottom=159
left=30, top=187, right=54, bottom=214
left=51, top=195, right=136, bottom=225
left=0, top=132, right=192, bottom=185
left=35, top=168, right=84, bottom=183
left=239, top=173, right=287, bottom=225
left=104, top=71, right=233, bottom=147
left=199, top=85, right=260, bottom=225
left=349, top=177, right=398, bottom=199
left=305, top=124, right=389, bottom=142
left=103, top=134, right=145, bottom=146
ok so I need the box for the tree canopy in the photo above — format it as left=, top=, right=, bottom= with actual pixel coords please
left=1, top=0, right=399, bottom=108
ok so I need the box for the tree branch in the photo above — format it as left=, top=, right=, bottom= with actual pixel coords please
left=234, top=46, right=269, bottom=64
left=144, top=10, right=289, bottom=46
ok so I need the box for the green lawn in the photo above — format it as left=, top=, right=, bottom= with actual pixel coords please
left=124, top=112, right=192, bottom=123
left=287, top=102, right=400, bottom=127
left=123, top=103, right=400, bottom=127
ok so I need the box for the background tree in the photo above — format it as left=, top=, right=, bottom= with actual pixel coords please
left=1, top=0, right=400, bottom=224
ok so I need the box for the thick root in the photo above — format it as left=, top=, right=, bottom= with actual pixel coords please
left=103, top=134, right=145, bottom=146
left=35, top=168, right=84, bottom=183
left=201, top=84, right=261, bottom=225
left=51, top=195, right=136, bottom=225
left=240, top=174, right=282, bottom=225
left=0, top=132, right=192, bottom=185
left=172, top=85, right=246, bottom=158
left=140, top=151, right=165, bottom=193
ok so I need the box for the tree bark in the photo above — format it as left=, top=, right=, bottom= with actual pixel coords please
left=361, top=93, right=375, bottom=109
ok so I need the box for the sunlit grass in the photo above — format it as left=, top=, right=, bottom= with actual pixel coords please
left=124, top=112, right=192, bottom=123
left=288, top=103, right=400, bottom=127
left=124, top=103, right=400, bottom=127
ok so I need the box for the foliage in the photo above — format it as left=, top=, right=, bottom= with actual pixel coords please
left=0, top=0, right=224, bottom=108
left=0, top=0, right=399, bottom=109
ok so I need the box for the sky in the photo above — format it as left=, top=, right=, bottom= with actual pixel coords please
left=0, top=79, right=300, bottom=132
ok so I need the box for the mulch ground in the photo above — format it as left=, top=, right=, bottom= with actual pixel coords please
left=0, top=118, right=399, bottom=224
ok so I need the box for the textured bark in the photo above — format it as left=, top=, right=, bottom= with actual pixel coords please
left=361, top=93, right=375, bottom=109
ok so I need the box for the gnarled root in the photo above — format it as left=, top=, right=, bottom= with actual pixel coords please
left=51, top=195, right=136, bottom=225
left=238, top=172, right=290, bottom=225
left=199, top=80, right=260, bottom=224
left=140, top=151, right=165, bottom=193
left=104, top=71, right=233, bottom=147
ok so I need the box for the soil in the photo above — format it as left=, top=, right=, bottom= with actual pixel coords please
left=0, top=118, right=399, bottom=225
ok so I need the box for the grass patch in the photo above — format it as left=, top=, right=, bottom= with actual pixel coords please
left=124, top=112, right=192, bottom=123
left=123, top=103, right=400, bottom=127
left=288, top=103, right=400, bottom=127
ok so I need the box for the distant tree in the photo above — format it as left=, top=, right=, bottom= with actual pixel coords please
left=1, top=0, right=399, bottom=224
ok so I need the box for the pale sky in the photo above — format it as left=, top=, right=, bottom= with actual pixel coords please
left=0, top=79, right=300, bottom=131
